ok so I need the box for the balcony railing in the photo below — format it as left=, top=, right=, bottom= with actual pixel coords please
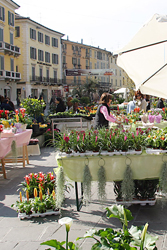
left=0, top=70, right=21, bottom=80
left=0, top=41, right=21, bottom=56
left=30, top=76, right=63, bottom=85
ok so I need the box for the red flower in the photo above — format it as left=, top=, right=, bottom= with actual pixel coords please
left=24, top=175, right=30, bottom=185
left=0, top=125, right=3, bottom=132
left=64, top=136, right=69, bottom=143
left=50, top=175, right=55, bottom=180
left=34, top=173, right=38, bottom=179
left=15, top=109, right=19, bottom=114
left=29, top=173, right=33, bottom=179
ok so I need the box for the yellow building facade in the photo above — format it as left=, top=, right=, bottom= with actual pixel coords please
left=62, top=39, right=124, bottom=96
left=15, top=15, right=64, bottom=103
left=0, top=0, right=20, bottom=104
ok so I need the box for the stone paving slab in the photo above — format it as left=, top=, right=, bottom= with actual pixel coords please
left=0, top=147, right=166, bottom=249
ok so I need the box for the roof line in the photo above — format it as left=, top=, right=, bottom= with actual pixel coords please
left=15, top=15, right=64, bottom=36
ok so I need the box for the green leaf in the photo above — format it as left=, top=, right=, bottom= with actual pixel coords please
left=106, top=205, right=133, bottom=226
left=40, top=239, right=66, bottom=249
left=84, top=229, right=96, bottom=237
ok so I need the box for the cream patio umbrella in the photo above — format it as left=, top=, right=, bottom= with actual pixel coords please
left=115, top=14, right=167, bottom=99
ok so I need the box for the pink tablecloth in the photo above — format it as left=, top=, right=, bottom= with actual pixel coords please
left=0, top=129, right=32, bottom=159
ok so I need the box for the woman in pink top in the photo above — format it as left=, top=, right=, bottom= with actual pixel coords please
left=94, top=93, right=121, bottom=129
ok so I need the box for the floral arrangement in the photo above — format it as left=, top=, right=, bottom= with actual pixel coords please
left=14, top=108, right=32, bottom=125
left=0, top=110, right=9, bottom=119
left=21, top=172, right=56, bottom=198
left=12, top=187, right=57, bottom=215
left=56, top=127, right=151, bottom=153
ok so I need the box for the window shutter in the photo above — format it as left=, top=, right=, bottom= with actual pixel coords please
left=8, top=11, right=10, bottom=25
left=12, top=13, right=14, bottom=26
left=52, top=37, right=53, bottom=46
left=2, top=7, right=4, bottom=21
left=38, top=32, right=40, bottom=41
left=1, top=56, right=4, bottom=70
left=35, top=48, right=36, bottom=59
left=0, top=28, right=3, bottom=41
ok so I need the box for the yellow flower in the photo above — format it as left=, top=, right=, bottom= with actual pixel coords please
left=148, top=134, right=151, bottom=137
left=153, top=136, right=156, bottom=139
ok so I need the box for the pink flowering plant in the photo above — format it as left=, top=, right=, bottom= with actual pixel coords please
left=20, top=172, right=56, bottom=198
left=56, top=132, right=72, bottom=153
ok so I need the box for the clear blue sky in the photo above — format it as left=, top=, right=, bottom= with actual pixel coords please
left=15, top=0, right=167, bottom=52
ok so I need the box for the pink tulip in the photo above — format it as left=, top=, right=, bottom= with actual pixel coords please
left=136, top=131, right=139, bottom=136
left=77, top=135, right=80, bottom=141
left=95, top=136, right=98, bottom=143
left=124, top=135, right=127, bottom=141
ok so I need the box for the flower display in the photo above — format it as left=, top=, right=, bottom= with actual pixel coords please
left=21, top=172, right=56, bottom=198
left=0, top=124, right=3, bottom=132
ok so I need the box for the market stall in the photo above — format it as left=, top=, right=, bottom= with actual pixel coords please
left=0, top=129, right=32, bottom=178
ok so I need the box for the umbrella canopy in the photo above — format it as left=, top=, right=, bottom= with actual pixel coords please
left=115, top=14, right=167, bottom=99
left=113, top=87, right=129, bottom=99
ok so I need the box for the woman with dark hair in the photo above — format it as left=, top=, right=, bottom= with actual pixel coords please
left=94, top=92, right=121, bottom=129
left=55, top=97, right=66, bottom=113
left=135, top=90, right=147, bottom=112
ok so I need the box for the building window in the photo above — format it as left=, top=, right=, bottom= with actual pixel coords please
left=94, top=63, right=96, bottom=69
left=0, top=6, right=5, bottom=21
left=120, top=80, right=122, bottom=86
left=90, top=62, right=92, bottom=69
left=30, top=28, right=36, bottom=40
left=72, top=57, right=77, bottom=65
left=74, top=76, right=76, bottom=84
left=54, top=70, right=57, bottom=82
left=115, top=69, right=117, bottom=76
left=0, top=28, right=3, bottom=41
left=38, top=32, right=43, bottom=43
left=10, top=58, right=14, bottom=71
left=97, top=61, right=99, bottom=69
left=102, top=53, right=105, bottom=60
left=15, top=26, right=20, bottom=37
left=38, top=49, right=44, bottom=61
left=45, top=52, right=50, bottom=63
left=111, top=79, right=113, bottom=86
left=46, top=68, right=49, bottom=81
left=63, top=55, right=66, bottom=64
left=115, top=58, right=117, bottom=64
left=8, top=11, right=14, bottom=26
left=94, top=51, right=97, bottom=58
left=0, top=55, right=4, bottom=70
left=111, top=57, right=112, bottom=63
left=90, top=49, right=92, bottom=57
left=120, top=70, right=122, bottom=76
left=39, top=68, right=43, bottom=81
left=115, top=79, right=117, bottom=86
left=32, top=66, right=35, bottom=81
left=52, top=37, right=58, bottom=47
left=30, top=47, right=37, bottom=59
left=45, top=35, right=50, bottom=45
left=97, top=51, right=102, bottom=60
left=52, top=54, right=58, bottom=64
left=10, top=33, right=13, bottom=45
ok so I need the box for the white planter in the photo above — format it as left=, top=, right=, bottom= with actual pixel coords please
left=18, top=209, right=60, bottom=220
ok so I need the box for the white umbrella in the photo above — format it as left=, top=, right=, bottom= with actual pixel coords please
left=115, top=14, right=167, bottom=99
left=113, top=87, right=129, bottom=99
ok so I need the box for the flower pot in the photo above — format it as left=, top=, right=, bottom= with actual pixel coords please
left=20, top=124, right=27, bottom=131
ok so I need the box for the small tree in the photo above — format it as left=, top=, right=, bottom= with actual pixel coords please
left=21, top=98, right=45, bottom=120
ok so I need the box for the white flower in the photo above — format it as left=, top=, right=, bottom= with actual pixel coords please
left=58, top=217, right=73, bottom=232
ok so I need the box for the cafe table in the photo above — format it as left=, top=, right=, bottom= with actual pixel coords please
left=0, top=129, right=32, bottom=179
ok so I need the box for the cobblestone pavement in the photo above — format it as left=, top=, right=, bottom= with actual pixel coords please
left=0, top=147, right=167, bottom=250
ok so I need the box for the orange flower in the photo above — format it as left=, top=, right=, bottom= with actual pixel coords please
left=148, top=134, right=151, bottom=137
left=20, top=191, right=22, bottom=202
left=39, top=189, right=43, bottom=201
left=26, top=190, right=29, bottom=202
left=34, top=188, right=37, bottom=198
left=161, top=136, right=165, bottom=140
